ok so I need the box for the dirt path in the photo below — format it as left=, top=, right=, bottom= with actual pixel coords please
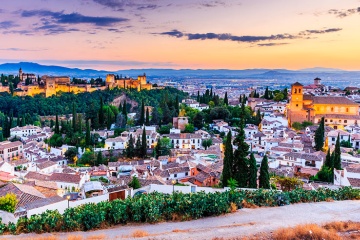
left=3, top=200, right=360, bottom=240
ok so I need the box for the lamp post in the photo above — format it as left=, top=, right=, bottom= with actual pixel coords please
left=171, top=179, right=176, bottom=194
left=66, top=195, right=70, bottom=209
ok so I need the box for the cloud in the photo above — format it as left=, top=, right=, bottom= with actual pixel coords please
left=328, top=7, right=360, bottom=18
left=21, top=10, right=129, bottom=26
left=92, top=0, right=160, bottom=11
left=0, top=21, right=19, bottom=29
left=257, top=43, right=289, bottom=47
left=156, top=28, right=343, bottom=46
left=0, top=48, right=47, bottom=51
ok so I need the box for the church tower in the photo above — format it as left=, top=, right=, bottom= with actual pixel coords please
left=19, top=68, right=23, bottom=81
left=290, top=82, right=303, bottom=111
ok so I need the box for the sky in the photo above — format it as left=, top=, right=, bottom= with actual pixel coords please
left=0, top=0, right=360, bottom=70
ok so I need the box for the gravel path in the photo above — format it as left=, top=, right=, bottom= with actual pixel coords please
left=3, top=200, right=360, bottom=240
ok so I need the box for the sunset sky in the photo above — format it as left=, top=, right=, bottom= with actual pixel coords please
left=0, top=0, right=359, bottom=70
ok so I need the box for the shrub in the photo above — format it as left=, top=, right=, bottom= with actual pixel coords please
left=0, top=193, right=17, bottom=213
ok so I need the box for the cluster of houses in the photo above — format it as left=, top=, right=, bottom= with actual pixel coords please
left=1, top=80, right=360, bottom=222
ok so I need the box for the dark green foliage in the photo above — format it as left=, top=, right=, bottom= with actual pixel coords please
left=248, top=153, right=258, bottom=188
left=96, top=151, right=104, bottom=166
left=139, top=99, right=145, bottom=125
left=99, top=97, right=105, bottom=129
left=314, top=117, right=325, bottom=151
left=201, top=138, right=212, bottom=150
left=259, top=155, right=270, bottom=189
left=222, top=131, right=233, bottom=187
left=125, top=135, right=135, bottom=159
left=72, top=102, right=77, bottom=132
left=145, top=108, right=150, bottom=126
left=2, top=187, right=358, bottom=235
left=85, top=120, right=91, bottom=145
left=334, top=134, right=342, bottom=170
left=140, top=127, right=147, bottom=158
left=232, top=111, right=249, bottom=188
left=128, top=176, right=141, bottom=189
left=224, top=92, right=228, bottom=105
left=55, top=114, right=60, bottom=134
left=64, top=147, right=77, bottom=163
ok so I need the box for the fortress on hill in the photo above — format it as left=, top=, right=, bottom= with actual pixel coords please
left=1, top=68, right=152, bottom=97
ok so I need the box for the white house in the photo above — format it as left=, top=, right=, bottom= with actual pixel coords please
left=10, top=125, right=41, bottom=138
left=327, top=130, right=351, bottom=146
left=105, top=136, right=128, bottom=150
left=168, top=133, right=202, bottom=149
left=334, top=164, right=360, bottom=188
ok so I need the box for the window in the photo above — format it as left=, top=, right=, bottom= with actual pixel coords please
left=325, top=119, right=328, bottom=122
left=296, top=104, right=299, bottom=107
left=174, top=174, right=177, bottom=178
left=299, top=89, right=301, bottom=93
left=344, top=120, right=348, bottom=123
left=294, top=89, right=297, bottom=94
left=332, top=137, right=335, bottom=141
left=346, top=108, right=349, bottom=112
left=185, top=172, right=188, bottom=176
left=330, top=120, right=333, bottom=123
left=331, top=107, right=334, bottom=112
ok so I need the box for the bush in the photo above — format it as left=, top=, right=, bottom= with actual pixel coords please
left=0, top=193, right=17, bottom=213
left=2, top=187, right=358, bottom=235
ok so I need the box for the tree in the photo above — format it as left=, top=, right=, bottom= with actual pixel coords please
left=333, top=134, right=342, bottom=170
left=324, top=149, right=333, bottom=169
left=107, top=108, right=112, bottom=130
left=227, top=178, right=238, bottom=193
left=248, top=153, right=258, bottom=188
left=183, top=123, right=195, bottom=133
left=99, top=96, right=105, bottom=129
left=193, top=112, right=204, bottom=129
left=264, top=87, right=270, bottom=99
left=314, top=117, right=325, bottom=151
left=125, top=135, right=135, bottom=159
left=259, top=155, right=270, bottom=189
left=274, top=92, right=284, bottom=102
left=232, top=116, right=249, bottom=188
left=128, top=176, right=141, bottom=189
left=0, top=193, right=18, bottom=213
left=145, top=108, right=150, bottom=126
left=155, top=137, right=172, bottom=158
left=55, top=114, right=60, bottom=134
left=224, top=92, right=228, bottom=105
left=135, top=136, right=142, bottom=157
left=65, top=147, right=78, bottom=164
left=222, top=131, right=233, bottom=187
left=85, top=120, right=91, bottom=146
left=72, top=102, right=77, bottom=132
left=139, top=99, right=145, bottom=125
left=151, top=107, right=160, bottom=125
left=140, top=127, right=147, bottom=158
left=78, top=150, right=95, bottom=166
left=96, top=151, right=104, bottom=166
left=202, top=138, right=213, bottom=150
left=0, top=131, right=3, bottom=142
left=276, top=176, right=302, bottom=191
left=292, top=122, right=302, bottom=131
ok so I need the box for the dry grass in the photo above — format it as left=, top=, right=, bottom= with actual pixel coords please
left=26, top=237, right=59, bottom=240
left=131, top=230, right=149, bottom=238
left=273, top=223, right=341, bottom=240
left=230, top=202, right=238, bottom=213
left=86, top=235, right=106, bottom=240
left=326, top=198, right=335, bottom=202
left=324, top=221, right=360, bottom=232
left=241, top=200, right=258, bottom=209
left=172, top=228, right=190, bottom=233
left=67, top=236, right=83, bottom=240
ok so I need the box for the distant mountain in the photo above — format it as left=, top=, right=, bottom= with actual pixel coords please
left=299, top=67, right=345, bottom=72
left=0, top=62, right=358, bottom=83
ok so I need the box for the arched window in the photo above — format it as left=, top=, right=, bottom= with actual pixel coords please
left=294, top=89, right=297, bottom=94
left=331, top=107, right=334, bottom=112
left=299, top=89, right=301, bottom=93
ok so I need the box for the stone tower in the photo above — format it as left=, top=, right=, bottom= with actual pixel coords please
left=19, top=68, right=23, bottom=81
left=314, top=77, right=321, bottom=86
left=290, top=82, right=303, bottom=111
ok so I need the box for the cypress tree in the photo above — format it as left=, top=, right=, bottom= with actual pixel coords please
left=145, top=108, right=150, bottom=126
left=333, top=134, right=342, bottom=170
left=21, top=116, right=25, bottom=127
left=126, top=135, right=135, bottom=159
left=239, top=95, right=242, bottom=104
left=197, top=91, right=200, bottom=102
left=85, top=120, right=91, bottom=146
left=222, top=131, right=233, bottom=187
left=175, top=95, right=179, bottom=116
left=55, top=114, right=60, bottom=134
left=78, top=115, right=82, bottom=132
left=232, top=114, right=249, bottom=188
left=16, top=117, right=20, bottom=127
left=96, top=151, right=103, bottom=166
left=99, top=96, right=105, bottom=129
left=122, top=100, right=127, bottom=116
left=224, top=92, right=228, bottom=105
left=72, top=102, right=77, bottom=132
left=259, top=155, right=270, bottom=189
left=248, top=152, right=258, bottom=188
left=141, top=127, right=147, bottom=158
left=119, top=103, right=122, bottom=112
left=107, top=108, right=112, bottom=130
left=151, top=107, right=159, bottom=125
left=135, top=136, right=142, bottom=158
left=155, top=137, right=162, bottom=159
left=139, top=99, right=145, bottom=125
left=314, top=117, right=325, bottom=151
left=264, top=87, right=269, bottom=99
left=324, top=149, right=333, bottom=168
left=0, top=131, right=3, bottom=142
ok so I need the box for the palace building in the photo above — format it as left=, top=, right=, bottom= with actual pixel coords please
left=287, top=80, right=360, bottom=129
left=5, top=68, right=152, bottom=97
left=105, top=73, right=152, bottom=91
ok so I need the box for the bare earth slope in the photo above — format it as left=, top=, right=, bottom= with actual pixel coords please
left=3, top=200, right=360, bottom=240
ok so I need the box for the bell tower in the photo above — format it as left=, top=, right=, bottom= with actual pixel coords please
left=290, top=82, right=303, bottom=111
left=19, top=68, right=23, bottom=81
